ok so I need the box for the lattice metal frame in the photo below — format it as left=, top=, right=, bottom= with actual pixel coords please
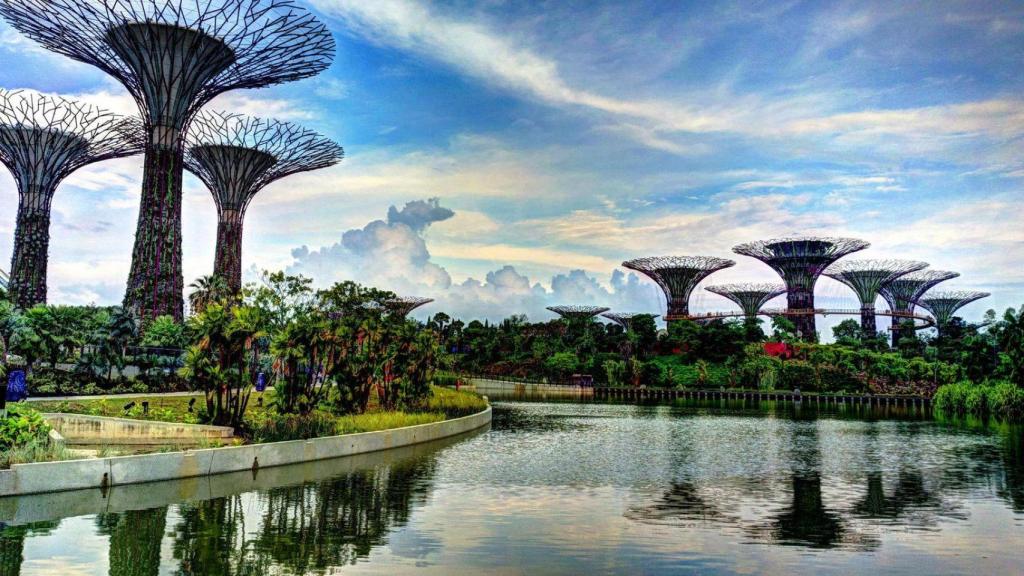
left=185, top=111, right=342, bottom=291
left=0, top=0, right=335, bottom=321
left=879, top=269, right=958, bottom=346
left=732, top=236, right=869, bottom=339
left=547, top=305, right=610, bottom=320
left=918, top=290, right=990, bottom=332
left=384, top=296, right=434, bottom=318
left=824, top=259, right=928, bottom=334
left=601, top=312, right=660, bottom=331
left=622, top=256, right=735, bottom=320
left=0, top=89, right=142, bottom=308
left=879, top=270, right=960, bottom=314
left=704, top=283, right=787, bottom=319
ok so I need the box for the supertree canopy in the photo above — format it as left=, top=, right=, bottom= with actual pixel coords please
left=185, top=111, right=343, bottom=291
left=547, top=305, right=610, bottom=321
left=601, top=312, right=660, bottom=331
left=824, top=259, right=928, bottom=334
left=0, top=0, right=335, bottom=321
left=704, top=282, right=787, bottom=319
left=732, top=236, right=869, bottom=339
left=384, top=296, right=434, bottom=318
left=622, top=256, right=735, bottom=320
left=879, top=269, right=958, bottom=346
left=918, top=290, right=990, bottom=333
left=0, top=89, right=142, bottom=309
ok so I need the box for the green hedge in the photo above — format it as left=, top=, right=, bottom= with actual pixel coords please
left=934, top=381, right=1024, bottom=420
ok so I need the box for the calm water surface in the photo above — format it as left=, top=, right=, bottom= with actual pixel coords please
left=2, top=400, right=1023, bottom=575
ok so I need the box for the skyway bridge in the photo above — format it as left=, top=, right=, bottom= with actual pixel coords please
left=678, top=308, right=935, bottom=330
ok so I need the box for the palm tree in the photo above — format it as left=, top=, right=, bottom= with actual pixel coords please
left=188, top=275, right=231, bottom=315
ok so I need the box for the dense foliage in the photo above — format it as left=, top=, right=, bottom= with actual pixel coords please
left=435, top=305, right=1024, bottom=404
left=0, top=272, right=458, bottom=435
left=0, top=403, right=50, bottom=450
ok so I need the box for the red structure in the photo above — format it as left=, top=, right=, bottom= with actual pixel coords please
left=764, top=342, right=794, bottom=359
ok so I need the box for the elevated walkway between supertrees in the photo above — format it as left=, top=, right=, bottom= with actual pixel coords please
left=679, top=308, right=935, bottom=330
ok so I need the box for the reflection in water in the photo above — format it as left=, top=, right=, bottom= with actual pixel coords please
left=762, top=472, right=860, bottom=549
left=0, top=521, right=59, bottom=575
left=167, top=455, right=438, bottom=576
left=96, top=508, right=167, bottom=576
left=1, top=402, right=1023, bottom=575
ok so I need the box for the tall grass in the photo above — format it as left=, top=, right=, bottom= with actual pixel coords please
left=420, top=385, right=489, bottom=417
left=934, top=380, right=1024, bottom=420
left=1, top=439, right=77, bottom=468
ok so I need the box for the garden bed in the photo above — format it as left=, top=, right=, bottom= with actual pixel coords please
left=3, top=386, right=488, bottom=468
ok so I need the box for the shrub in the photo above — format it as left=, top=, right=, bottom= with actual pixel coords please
left=0, top=404, right=51, bottom=449
left=987, top=381, right=1024, bottom=419
left=779, top=360, right=818, bottom=391
left=247, top=410, right=338, bottom=443
left=934, top=380, right=1024, bottom=420
left=416, top=386, right=488, bottom=418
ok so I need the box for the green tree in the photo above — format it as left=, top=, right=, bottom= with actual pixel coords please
left=546, top=351, right=579, bottom=381
left=188, top=274, right=232, bottom=315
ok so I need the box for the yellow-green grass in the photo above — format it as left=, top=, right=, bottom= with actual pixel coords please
left=30, top=385, right=487, bottom=432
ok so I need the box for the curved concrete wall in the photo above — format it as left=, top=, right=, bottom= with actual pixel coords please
left=44, top=413, right=235, bottom=445
left=0, top=407, right=491, bottom=497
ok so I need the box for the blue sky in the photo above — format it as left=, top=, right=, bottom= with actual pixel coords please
left=0, top=0, right=1021, bottom=329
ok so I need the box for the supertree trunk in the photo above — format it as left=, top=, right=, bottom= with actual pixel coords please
left=8, top=187, right=53, bottom=309
left=860, top=305, right=877, bottom=336
left=124, top=141, right=184, bottom=321
left=214, top=210, right=244, bottom=293
left=788, top=289, right=816, bottom=341
left=891, top=319, right=905, bottom=349
left=666, top=296, right=689, bottom=320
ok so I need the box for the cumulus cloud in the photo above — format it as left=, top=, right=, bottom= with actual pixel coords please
left=287, top=198, right=658, bottom=322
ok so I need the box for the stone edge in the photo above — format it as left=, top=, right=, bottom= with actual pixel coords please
left=0, top=406, right=491, bottom=496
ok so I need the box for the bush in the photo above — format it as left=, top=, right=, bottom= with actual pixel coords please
left=415, top=386, right=488, bottom=418
left=987, top=381, right=1024, bottom=419
left=0, top=404, right=51, bottom=449
left=934, top=380, right=1024, bottom=420
left=779, top=360, right=819, bottom=391
left=247, top=410, right=338, bottom=443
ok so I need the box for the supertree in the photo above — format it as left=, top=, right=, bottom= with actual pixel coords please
left=622, top=256, right=735, bottom=321
left=185, top=111, right=343, bottom=291
left=547, top=305, right=610, bottom=321
left=918, top=290, right=990, bottom=335
left=823, top=259, right=928, bottom=335
left=0, top=0, right=335, bottom=321
left=601, top=312, right=660, bottom=331
left=0, top=89, right=142, bottom=308
left=879, top=269, right=958, bottom=347
left=704, top=282, right=787, bottom=320
left=384, top=296, right=434, bottom=319
left=732, top=237, right=869, bottom=340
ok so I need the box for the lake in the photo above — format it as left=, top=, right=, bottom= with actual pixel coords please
left=2, top=400, right=1022, bottom=575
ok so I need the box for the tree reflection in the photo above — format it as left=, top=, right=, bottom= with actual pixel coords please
left=999, top=425, right=1024, bottom=511
left=0, top=520, right=59, bottom=576
left=168, top=455, right=439, bottom=575
left=96, top=508, right=168, bottom=576
left=749, top=422, right=877, bottom=550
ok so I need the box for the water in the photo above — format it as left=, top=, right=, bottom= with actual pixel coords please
left=2, top=401, right=1022, bottom=575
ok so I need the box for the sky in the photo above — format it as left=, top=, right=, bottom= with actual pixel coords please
left=0, top=0, right=1022, bottom=333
